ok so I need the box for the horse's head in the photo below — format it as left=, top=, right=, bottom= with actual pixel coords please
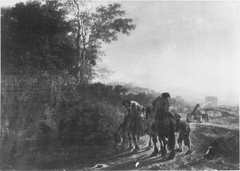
left=122, top=100, right=131, bottom=114
left=174, top=113, right=181, bottom=120
left=141, top=105, right=146, bottom=113
left=152, top=93, right=171, bottom=114
left=123, top=100, right=143, bottom=117
left=114, top=133, right=123, bottom=152
left=122, top=100, right=131, bottom=109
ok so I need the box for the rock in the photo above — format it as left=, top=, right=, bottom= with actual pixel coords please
left=95, top=164, right=104, bottom=168
left=149, top=165, right=161, bottom=170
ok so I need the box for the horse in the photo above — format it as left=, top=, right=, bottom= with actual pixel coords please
left=151, top=93, right=176, bottom=160
left=114, top=114, right=139, bottom=152
left=151, top=107, right=193, bottom=156
left=114, top=101, right=154, bottom=152
left=122, top=100, right=145, bottom=137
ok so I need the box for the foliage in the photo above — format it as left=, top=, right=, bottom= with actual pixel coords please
left=0, top=0, right=136, bottom=169
left=1, top=0, right=136, bottom=84
left=122, top=85, right=191, bottom=112
left=124, top=92, right=158, bottom=106
left=1, top=75, right=126, bottom=169
left=1, top=1, right=75, bottom=76
left=56, top=83, right=126, bottom=146
left=171, top=96, right=191, bottom=112
left=63, top=0, right=136, bottom=84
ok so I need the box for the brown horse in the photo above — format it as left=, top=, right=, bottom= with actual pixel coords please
left=122, top=100, right=145, bottom=137
left=151, top=93, right=176, bottom=160
left=114, top=114, right=139, bottom=152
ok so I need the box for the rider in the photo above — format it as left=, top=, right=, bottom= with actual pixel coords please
left=152, top=92, right=175, bottom=121
left=192, top=104, right=203, bottom=122
left=122, top=100, right=146, bottom=136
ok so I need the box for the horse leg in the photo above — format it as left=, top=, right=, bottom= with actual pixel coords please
left=175, top=132, right=183, bottom=152
left=146, top=134, right=153, bottom=150
left=159, top=136, right=167, bottom=159
left=133, top=133, right=140, bottom=152
left=137, top=134, right=140, bottom=141
left=167, top=120, right=175, bottom=160
left=184, top=133, right=193, bottom=155
left=141, top=120, right=145, bottom=136
left=135, top=123, right=140, bottom=141
left=127, top=132, right=133, bottom=150
left=151, top=134, right=159, bottom=156
left=121, top=131, right=126, bottom=152
left=149, top=134, right=153, bottom=147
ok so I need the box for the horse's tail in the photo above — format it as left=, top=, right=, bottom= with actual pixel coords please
left=186, top=114, right=190, bottom=123
left=167, top=118, right=175, bottom=151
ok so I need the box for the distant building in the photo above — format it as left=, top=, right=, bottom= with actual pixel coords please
left=205, top=96, right=218, bottom=107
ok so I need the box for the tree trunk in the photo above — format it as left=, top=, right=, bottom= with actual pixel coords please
left=79, top=45, right=87, bottom=84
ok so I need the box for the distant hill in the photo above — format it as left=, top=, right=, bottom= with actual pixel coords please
left=108, top=81, right=161, bottom=95
left=107, top=82, right=239, bottom=109
left=108, top=82, right=201, bottom=103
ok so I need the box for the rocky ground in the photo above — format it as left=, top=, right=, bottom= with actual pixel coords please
left=86, top=115, right=239, bottom=170
left=21, top=115, right=238, bottom=170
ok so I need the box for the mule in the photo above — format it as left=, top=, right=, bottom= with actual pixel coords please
left=174, top=115, right=193, bottom=155
left=114, top=102, right=153, bottom=153
left=122, top=100, right=146, bottom=137
left=114, top=114, right=139, bottom=152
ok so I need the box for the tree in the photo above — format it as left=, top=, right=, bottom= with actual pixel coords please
left=1, top=1, right=135, bottom=167
left=64, top=0, right=136, bottom=84
left=2, top=0, right=136, bottom=84
left=1, top=2, right=76, bottom=166
left=1, top=1, right=75, bottom=76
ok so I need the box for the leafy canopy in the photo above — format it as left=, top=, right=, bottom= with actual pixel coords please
left=1, top=1, right=75, bottom=75
left=1, top=0, right=136, bottom=83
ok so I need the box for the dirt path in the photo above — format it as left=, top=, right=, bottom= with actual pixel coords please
left=86, top=122, right=239, bottom=170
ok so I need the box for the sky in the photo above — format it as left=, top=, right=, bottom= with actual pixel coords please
left=1, top=0, right=239, bottom=105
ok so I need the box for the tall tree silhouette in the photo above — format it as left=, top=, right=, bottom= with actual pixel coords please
left=64, top=0, right=136, bottom=84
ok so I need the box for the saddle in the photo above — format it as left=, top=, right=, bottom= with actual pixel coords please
left=155, top=111, right=176, bottom=121
left=154, top=111, right=183, bottom=133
